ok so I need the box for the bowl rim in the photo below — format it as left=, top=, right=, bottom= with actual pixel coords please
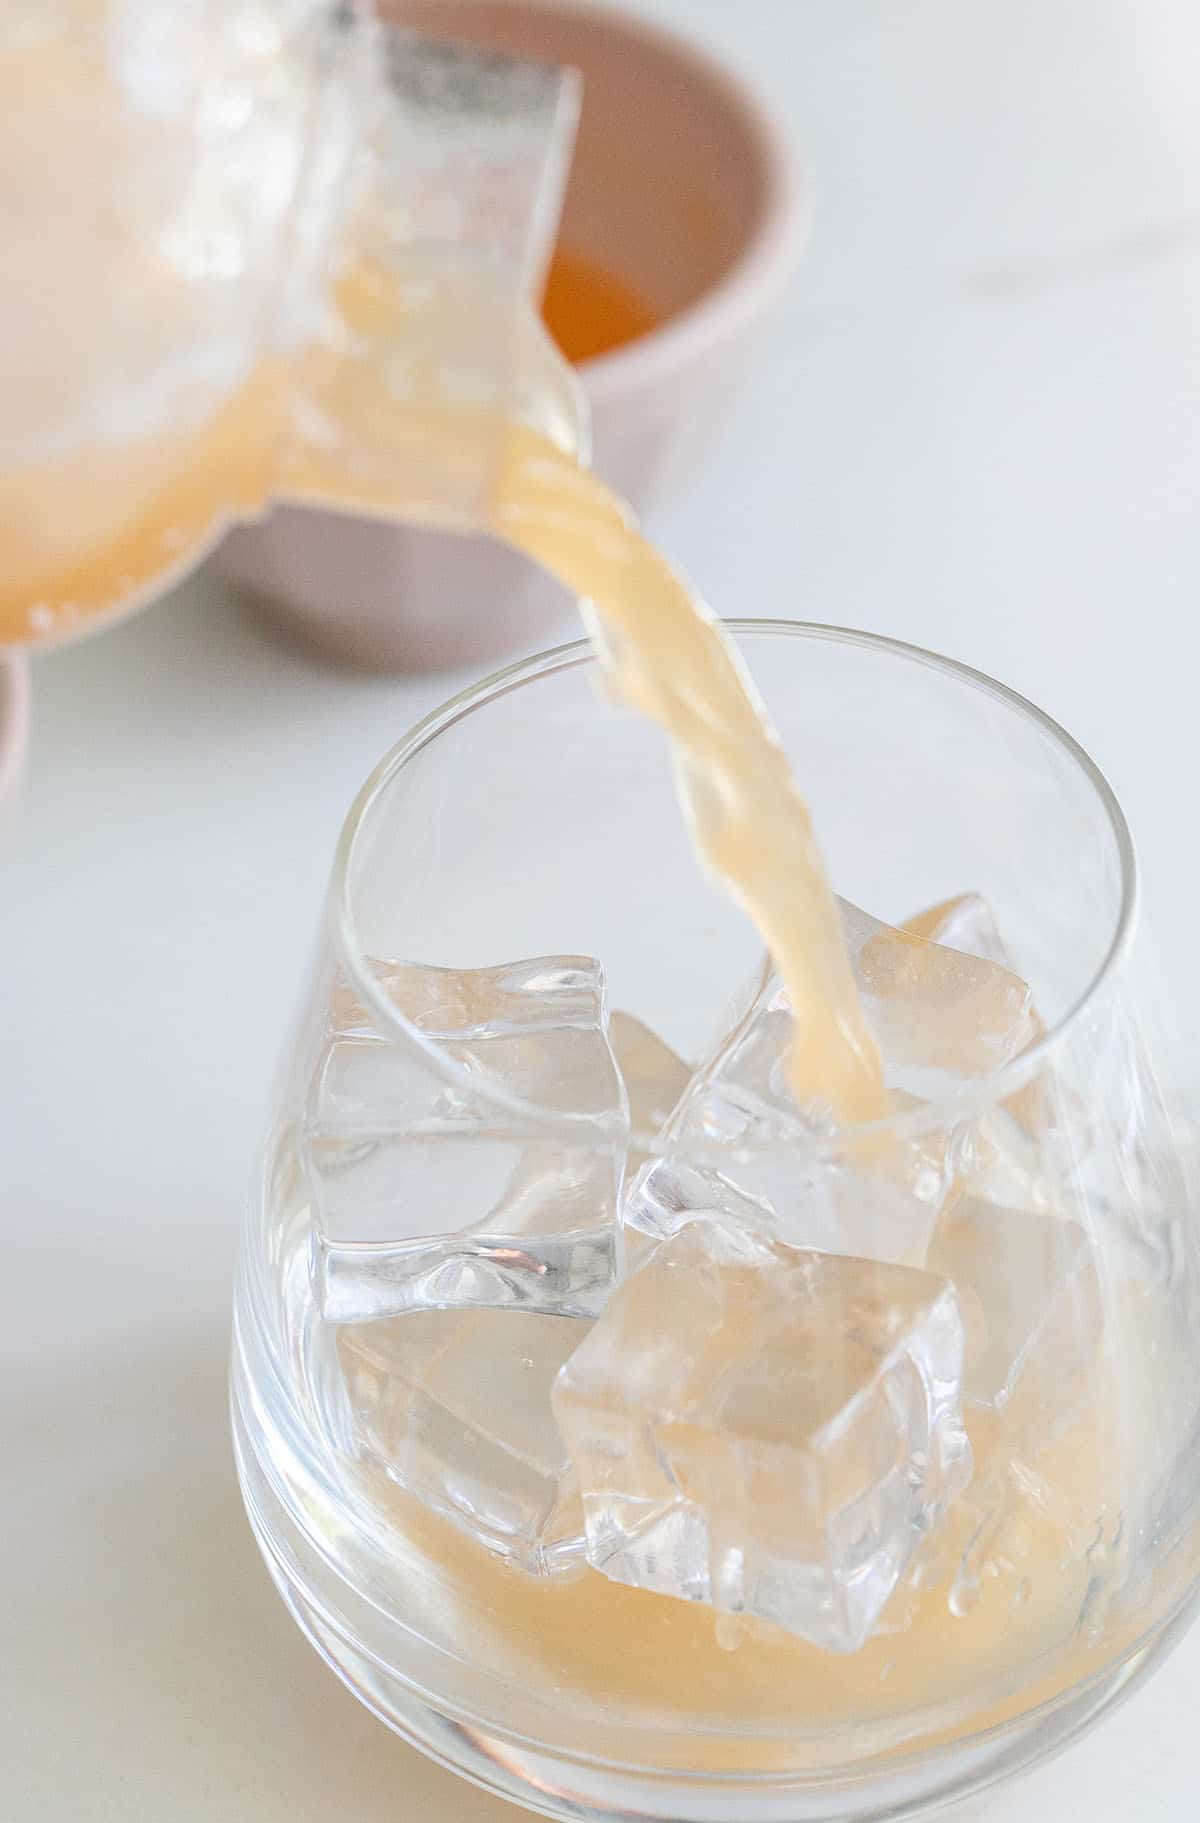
left=394, top=0, right=809, bottom=401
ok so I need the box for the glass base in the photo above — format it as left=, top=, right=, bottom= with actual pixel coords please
left=231, top=1334, right=1199, bottom=1823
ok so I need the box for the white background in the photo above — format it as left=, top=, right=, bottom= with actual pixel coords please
left=5, top=1, right=1200, bottom=1816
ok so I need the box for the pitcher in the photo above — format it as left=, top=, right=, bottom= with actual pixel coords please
left=0, top=0, right=584, bottom=650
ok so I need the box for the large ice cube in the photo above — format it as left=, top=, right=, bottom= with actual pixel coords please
left=928, top=1196, right=1103, bottom=1443
left=923, top=1197, right=1106, bottom=1617
left=895, top=892, right=1089, bottom=1214
left=608, top=1009, right=693, bottom=1211
left=947, top=1102, right=1069, bottom=1217
left=307, top=956, right=626, bottom=1322
left=553, top=1219, right=972, bottom=1651
left=339, top=1307, right=587, bottom=1577
left=899, top=893, right=1016, bottom=970
left=622, top=958, right=952, bottom=1266
left=609, top=1011, right=691, bottom=1137
left=840, top=899, right=1038, bottom=1091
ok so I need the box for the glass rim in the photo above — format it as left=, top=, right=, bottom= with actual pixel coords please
left=330, top=620, right=1138, bottom=1157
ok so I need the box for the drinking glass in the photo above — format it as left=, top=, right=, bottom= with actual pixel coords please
left=232, top=623, right=1200, bottom=1821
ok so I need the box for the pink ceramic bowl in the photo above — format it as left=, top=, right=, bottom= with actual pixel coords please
left=0, top=656, right=31, bottom=810
left=213, top=0, right=804, bottom=670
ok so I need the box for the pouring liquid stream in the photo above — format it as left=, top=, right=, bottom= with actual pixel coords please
left=491, top=425, right=887, bottom=1120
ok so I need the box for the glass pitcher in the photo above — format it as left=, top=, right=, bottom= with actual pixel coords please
left=0, top=0, right=584, bottom=650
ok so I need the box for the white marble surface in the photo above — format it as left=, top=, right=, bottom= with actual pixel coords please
left=5, top=1, right=1200, bottom=1816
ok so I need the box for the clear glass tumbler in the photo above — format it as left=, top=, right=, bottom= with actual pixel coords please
left=232, top=623, right=1200, bottom=1821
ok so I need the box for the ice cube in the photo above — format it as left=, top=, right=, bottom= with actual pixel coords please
left=306, top=956, right=626, bottom=1322
left=947, top=1102, right=1069, bottom=1217
left=897, top=892, right=1085, bottom=1188
left=899, top=894, right=1016, bottom=970
left=325, top=954, right=626, bottom=1117
left=339, top=1307, right=587, bottom=1578
left=553, top=1219, right=972, bottom=1651
left=609, top=1011, right=691, bottom=1137
left=608, top=1010, right=693, bottom=1222
left=622, top=959, right=952, bottom=1266
left=315, top=1179, right=616, bottom=1322
left=921, top=1197, right=1108, bottom=1619
left=928, top=1196, right=1103, bottom=1441
left=840, top=899, right=1038, bottom=1090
